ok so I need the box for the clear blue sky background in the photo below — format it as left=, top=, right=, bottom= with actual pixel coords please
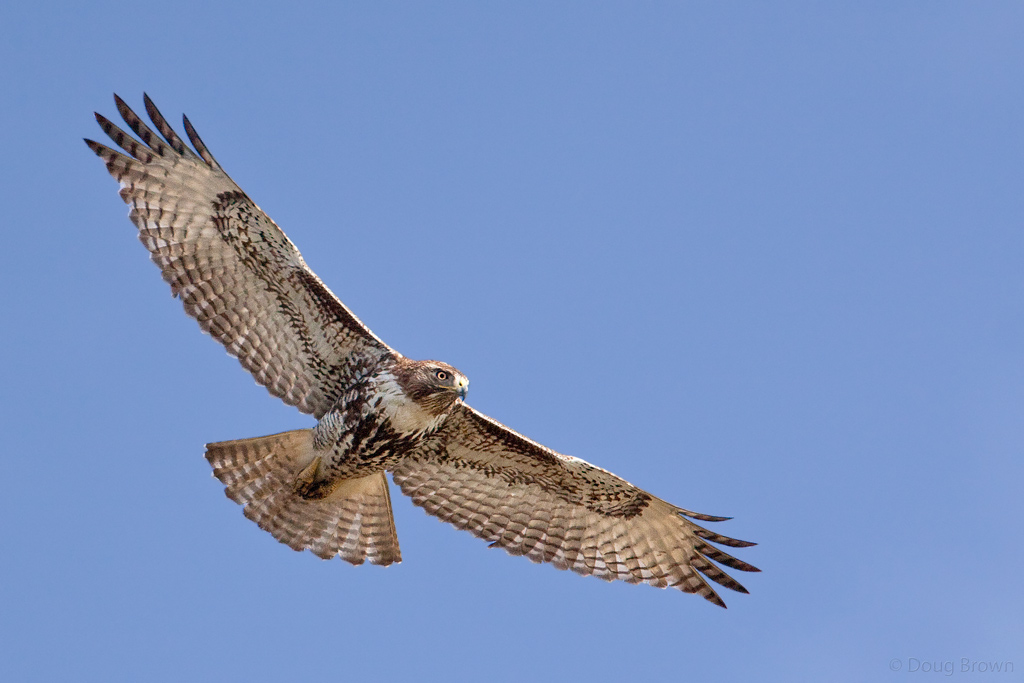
left=1, top=3, right=1021, bottom=681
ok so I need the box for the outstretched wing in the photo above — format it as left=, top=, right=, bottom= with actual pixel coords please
left=86, top=95, right=394, bottom=418
left=392, top=404, right=759, bottom=607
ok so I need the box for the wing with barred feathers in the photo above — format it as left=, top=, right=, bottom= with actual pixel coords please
left=86, top=95, right=394, bottom=418
left=392, top=403, right=759, bottom=607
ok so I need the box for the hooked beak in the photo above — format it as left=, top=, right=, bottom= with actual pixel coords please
left=456, top=377, right=469, bottom=400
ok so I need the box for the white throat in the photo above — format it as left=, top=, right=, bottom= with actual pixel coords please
left=374, top=370, right=448, bottom=436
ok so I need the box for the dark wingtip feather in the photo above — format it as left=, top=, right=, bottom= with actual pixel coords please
left=83, top=138, right=109, bottom=159
left=83, top=137, right=121, bottom=161
left=692, top=526, right=758, bottom=549
left=182, top=113, right=220, bottom=169
left=93, top=112, right=155, bottom=162
left=678, top=508, right=733, bottom=523
left=143, top=93, right=193, bottom=157
left=697, top=541, right=760, bottom=573
left=702, top=585, right=728, bottom=608
left=692, top=556, right=750, bottom=598
left=113, top=94, right=171, bottom=158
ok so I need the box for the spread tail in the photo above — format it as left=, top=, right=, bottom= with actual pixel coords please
left=205, top=429, right=401, bottom=565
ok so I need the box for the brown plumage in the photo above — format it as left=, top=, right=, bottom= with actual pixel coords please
left=87, top=95, right=759, bottom=607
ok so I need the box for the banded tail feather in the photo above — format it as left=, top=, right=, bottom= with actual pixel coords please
left=205, top=430, right=401, bottom=565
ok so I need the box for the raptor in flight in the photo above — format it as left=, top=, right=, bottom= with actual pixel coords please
left=86, top=95, right=759, bottom=607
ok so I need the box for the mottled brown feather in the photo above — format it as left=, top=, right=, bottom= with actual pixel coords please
left=87, top=95, right=395, bottom=418
left=393, top=404, right=759, bottom=607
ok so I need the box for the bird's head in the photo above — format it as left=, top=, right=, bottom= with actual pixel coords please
left=394, top=358, right=469, bottom=416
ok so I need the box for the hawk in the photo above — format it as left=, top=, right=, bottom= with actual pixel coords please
left=86, top=95, right=759, bottom=607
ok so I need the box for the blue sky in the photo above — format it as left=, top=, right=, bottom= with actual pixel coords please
left=2, top=2, right=1022, bottom=681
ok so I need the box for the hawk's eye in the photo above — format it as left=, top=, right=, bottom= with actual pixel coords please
left=435, top=370, right=448, bottom=381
